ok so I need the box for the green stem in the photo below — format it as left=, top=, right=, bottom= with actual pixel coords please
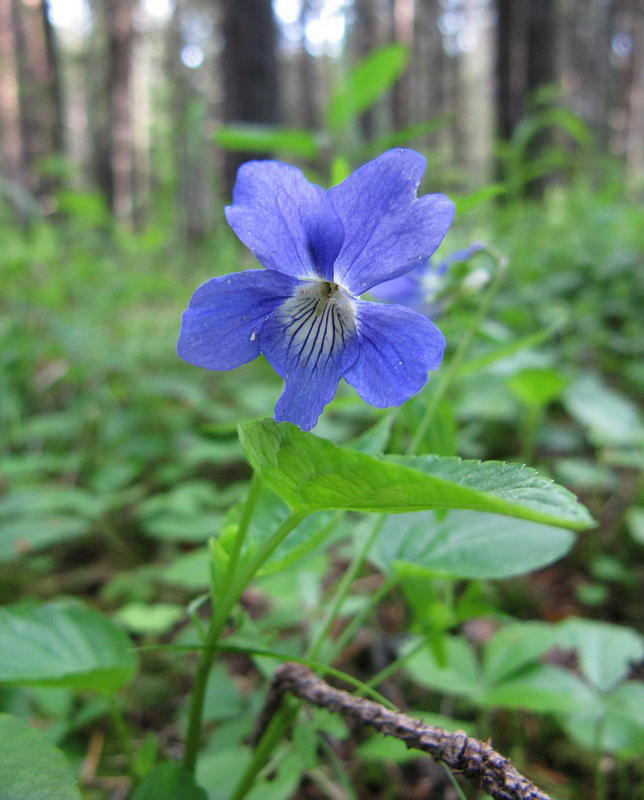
left=182, top=604, right=232, bottom=772
left=234, top=508, right=308, bottom=593
left=218, top=472, right=263, bottom=600
left=230, top=516, right=387, bottom=800
left=407, top=247, right=508, bottom=456
left=593, top=717, right=608, bottom=800
left=183, top=473, right=263, bottom=772
left=441, top=762, right=468, bottom=800
left=519, top=405, right=542, bottom=465
left=108, top=695, right=133, bottom=777
left=317, top=735, right=359, bottom=800
left=229, top=698, right=300, bottom=800
left=183, top=501, right=307, bottom=774
left=307, top=514, right=387, bottom=662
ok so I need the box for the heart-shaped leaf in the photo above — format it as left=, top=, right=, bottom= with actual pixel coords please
left=369, top=510, right=574, bottom=579
left=239, top=420, right=593, bottom=530
left=0, top=713, right=81, bottom=800
left=0, top=602, right=137, bottom=692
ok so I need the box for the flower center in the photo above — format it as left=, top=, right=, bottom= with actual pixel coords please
left=315, top=281, right=339, bottom=315
left=277, top=280, right=356, bottom=370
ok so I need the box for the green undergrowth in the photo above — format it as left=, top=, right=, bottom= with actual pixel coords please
left=0, top=164, right=642, bottom=800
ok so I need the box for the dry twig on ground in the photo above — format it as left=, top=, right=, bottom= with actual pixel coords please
left=255, top=662, right=552, bottom=800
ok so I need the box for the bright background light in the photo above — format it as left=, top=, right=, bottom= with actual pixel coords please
left=274, top=0, right=300, bottom=26
left=48, top=0, right=174, bottom=32
left=47, top=0, right=90, bottom=34
left=181, top=44, right=204, bottom=69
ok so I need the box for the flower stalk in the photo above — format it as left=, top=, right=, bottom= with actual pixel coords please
left=182, top=473, right=307, bottom=774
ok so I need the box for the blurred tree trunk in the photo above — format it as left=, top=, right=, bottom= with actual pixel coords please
left=495, top=0, right=529, bottom=142
left=495, top=0, right=556, bottom=191
left=3, top=0, right=65, bottom=198
left=107, top=0, right=136, bottom=222
left=86, top=0, right=110, bottom=208
left=42, top=0, right=64, bottom=156
left=458, top=0, right=495, bottom=186
left=351, top=0, right=389, bottom=142
left=526, top=0, right=556, bottom=99
left=0, top=0, right=24, bottom=189
left=496, top=0, right=555, bottom=133
left=221, top=0, right=279, bottom=194
left=87, top=0, right=136, bottom=222
left=297, top=0, right=317, bottom=129
left=561, top=0, right=624, bottom=154
left=409, top=1, right=459, bottom=166
left=624, top=0, right=644, bottom=189
left=389, top=0, right=413, bottom=131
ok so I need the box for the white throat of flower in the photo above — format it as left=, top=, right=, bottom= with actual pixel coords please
left=277, top=280, right=357, bottom=371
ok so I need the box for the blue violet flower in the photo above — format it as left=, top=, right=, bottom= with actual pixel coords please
left=370, top=242, right=483, bottom=317
left=177, top=148, right=455, bottom=430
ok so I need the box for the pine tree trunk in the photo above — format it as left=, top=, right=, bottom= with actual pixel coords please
left=0, top=0, right=24, bottom=189
left=390, top=0, right=413, bottom=132
left=42, top=0, right=64, bottom=156
left=297, top=0, right=317, bottom=130
left=495, top=0, right=557, bottom=191
left=221, top=0, right=279, bottom=194
left=107, top=0, right=136, bottom=222
left=624, top=0, right=644, bottom=188
left=495, top=0, right=529, bottom=141
left=351, top=0, right=388, bottom=142
left=8, top=0, right=64, bottom=197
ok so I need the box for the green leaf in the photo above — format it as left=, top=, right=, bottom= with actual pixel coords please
left=454, top=183, right=507, bottom=214
left=553, top=459, right=618, bottom=491
left=456, top=322, right=565, bottom=377
left=349, top=414, right=393, bottom=454
left=482, top=622, right=557, bottom=684
left=507, top=367, right=568, bottom=408
left=560, top=686, right=644, bottom=758
left=239, top=420, right=593, bottom=529
left=625, top=507, right=644, bottom=545
left=0, top=603, right=137, bottom=692
left=556, top=618, right=644, bottom=692
left=0, top=515, right=90, bottom=561
left=138, top=481, right=222, bottom=542
left=563, top=373, right=644, bottom=447
left=480, top=664, right=594, bottom=713
left=293, top=722, right=318, bottom=770
left=0, top=486, right=103, bottom=518
left=404, top=635, right=482, bottom=697
left=366, top=114, right=453, bottom=155
left=370, top=510, right=574, bottom=579
left=0, top=486, right=104, bottom=561
left=197, top=748, right=252, bottom=799
left=132, top=762, right=208, bottom=800
left=203, top=664, right=245, bottom=723
left=245, top=750, right=303, bottom=800
left=0, top=713, right=81, bottom=800
left=158, top=549, right=210, bottom=590
left=117, top=603, right=184, bottom=635
left=214, top=124, right=320, bottom=159
left=330, top=155, right=351, bottom=185
left=325, top=43, right=408, bottom=132
left=513, top=108, right=592, bottom=153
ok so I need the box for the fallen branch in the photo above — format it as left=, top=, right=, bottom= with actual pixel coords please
left=256, top=663, right=552, bottom=800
